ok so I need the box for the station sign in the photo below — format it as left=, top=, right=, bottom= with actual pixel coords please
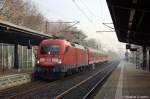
left=130, top=48, right=137, bottom=51
left=126, top=44, right=131, bottom=49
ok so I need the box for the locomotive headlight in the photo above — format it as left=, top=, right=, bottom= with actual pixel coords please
left=36, top=60, right=40, bottom=64
left=39, top=58, right=45, bottom=62
left=58, top=59, right=62, bottom=64
left=52, top=58, right=62, bottom=64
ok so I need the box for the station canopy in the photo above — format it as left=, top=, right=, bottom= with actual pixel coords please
left=0, top=20, right=52, bottom=46
left=106, top=0, right=150, bottom=46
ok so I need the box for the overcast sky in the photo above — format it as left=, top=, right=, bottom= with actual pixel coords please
left=30, top=0, right=125, bottom=56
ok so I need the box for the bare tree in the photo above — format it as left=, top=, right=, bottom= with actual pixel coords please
left=0, top=0, right=45, bottom=32
left=0, top=0, right=87, bottom=43
left=86, top=38, right=97, bottom=48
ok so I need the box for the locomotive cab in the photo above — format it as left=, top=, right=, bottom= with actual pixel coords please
left=34, top=39, right=69, bottom=79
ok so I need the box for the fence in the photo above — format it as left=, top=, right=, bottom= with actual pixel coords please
left=0, top=43, right=35, bottom=72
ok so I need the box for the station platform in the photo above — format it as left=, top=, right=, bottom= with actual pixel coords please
left=0, top=68, right=32, bottom=77
left=0, top=68, right=32, bottom=90
left=94, top=60, right=150, bottom=99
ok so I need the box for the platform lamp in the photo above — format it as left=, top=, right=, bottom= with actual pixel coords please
left=126, top=43, right=131, bottom=49
left=125, top=43, right=131, bottom=62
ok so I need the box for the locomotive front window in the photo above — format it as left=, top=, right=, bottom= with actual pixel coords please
left=41, top=44, right=60, bottom=54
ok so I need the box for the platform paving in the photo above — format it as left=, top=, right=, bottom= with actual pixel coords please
left=0, top=68, right=32, bottom=77
left=0, top=68, right=32, bottom=90
left=94, top=60, right=150, bottom=99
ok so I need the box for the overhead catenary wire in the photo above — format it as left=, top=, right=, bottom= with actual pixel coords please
left=79, top=0, right=101, bottom=23
left=95, top=0, right=115, bottom=33
left=32, top=0, right=75, bottom=22
left=72, top=0, right=101, bottom=32
left=74, top=0, right=114, bottom=34
left=72, top=0, right=93, bottom=23
left=32, top=0, right=80, bottom=35
left=79, top=0, right=105, bottom=32
left=99, top=0, right=104, bottom=22
left=79, top=0, right=95, bottom=18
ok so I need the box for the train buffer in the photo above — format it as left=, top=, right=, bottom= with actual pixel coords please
left=94, top=60, right=150, bottom=99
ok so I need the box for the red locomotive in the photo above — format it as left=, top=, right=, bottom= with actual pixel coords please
left=34, top=39, right=108, bottom=79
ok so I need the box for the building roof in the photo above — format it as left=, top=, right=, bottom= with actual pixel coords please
left=106, top=0, right=150, bottom=46
left=0, top=20, right=52, bottom=46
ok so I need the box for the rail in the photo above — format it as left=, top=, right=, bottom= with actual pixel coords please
left=54, top=62, right=117, bottom=99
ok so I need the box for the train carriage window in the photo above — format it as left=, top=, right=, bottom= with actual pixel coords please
left=41, top=44, right=60, bottom=54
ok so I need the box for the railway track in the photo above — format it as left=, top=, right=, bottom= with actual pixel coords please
left=54, top=62, right=117, bottom=99
left=0, top=81, right=51, bottom=99
left=0, top=61, right=119, bottom=99
left=0, top=70, right=90, bottom=99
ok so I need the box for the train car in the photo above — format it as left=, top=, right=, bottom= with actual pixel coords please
left=34, top=39, right=88, bottom=79
left=87, top=48, right=101, bottom=64
left=87, top=48, right=108, bottom=67
left=33, top=39, right=108, bottom=79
